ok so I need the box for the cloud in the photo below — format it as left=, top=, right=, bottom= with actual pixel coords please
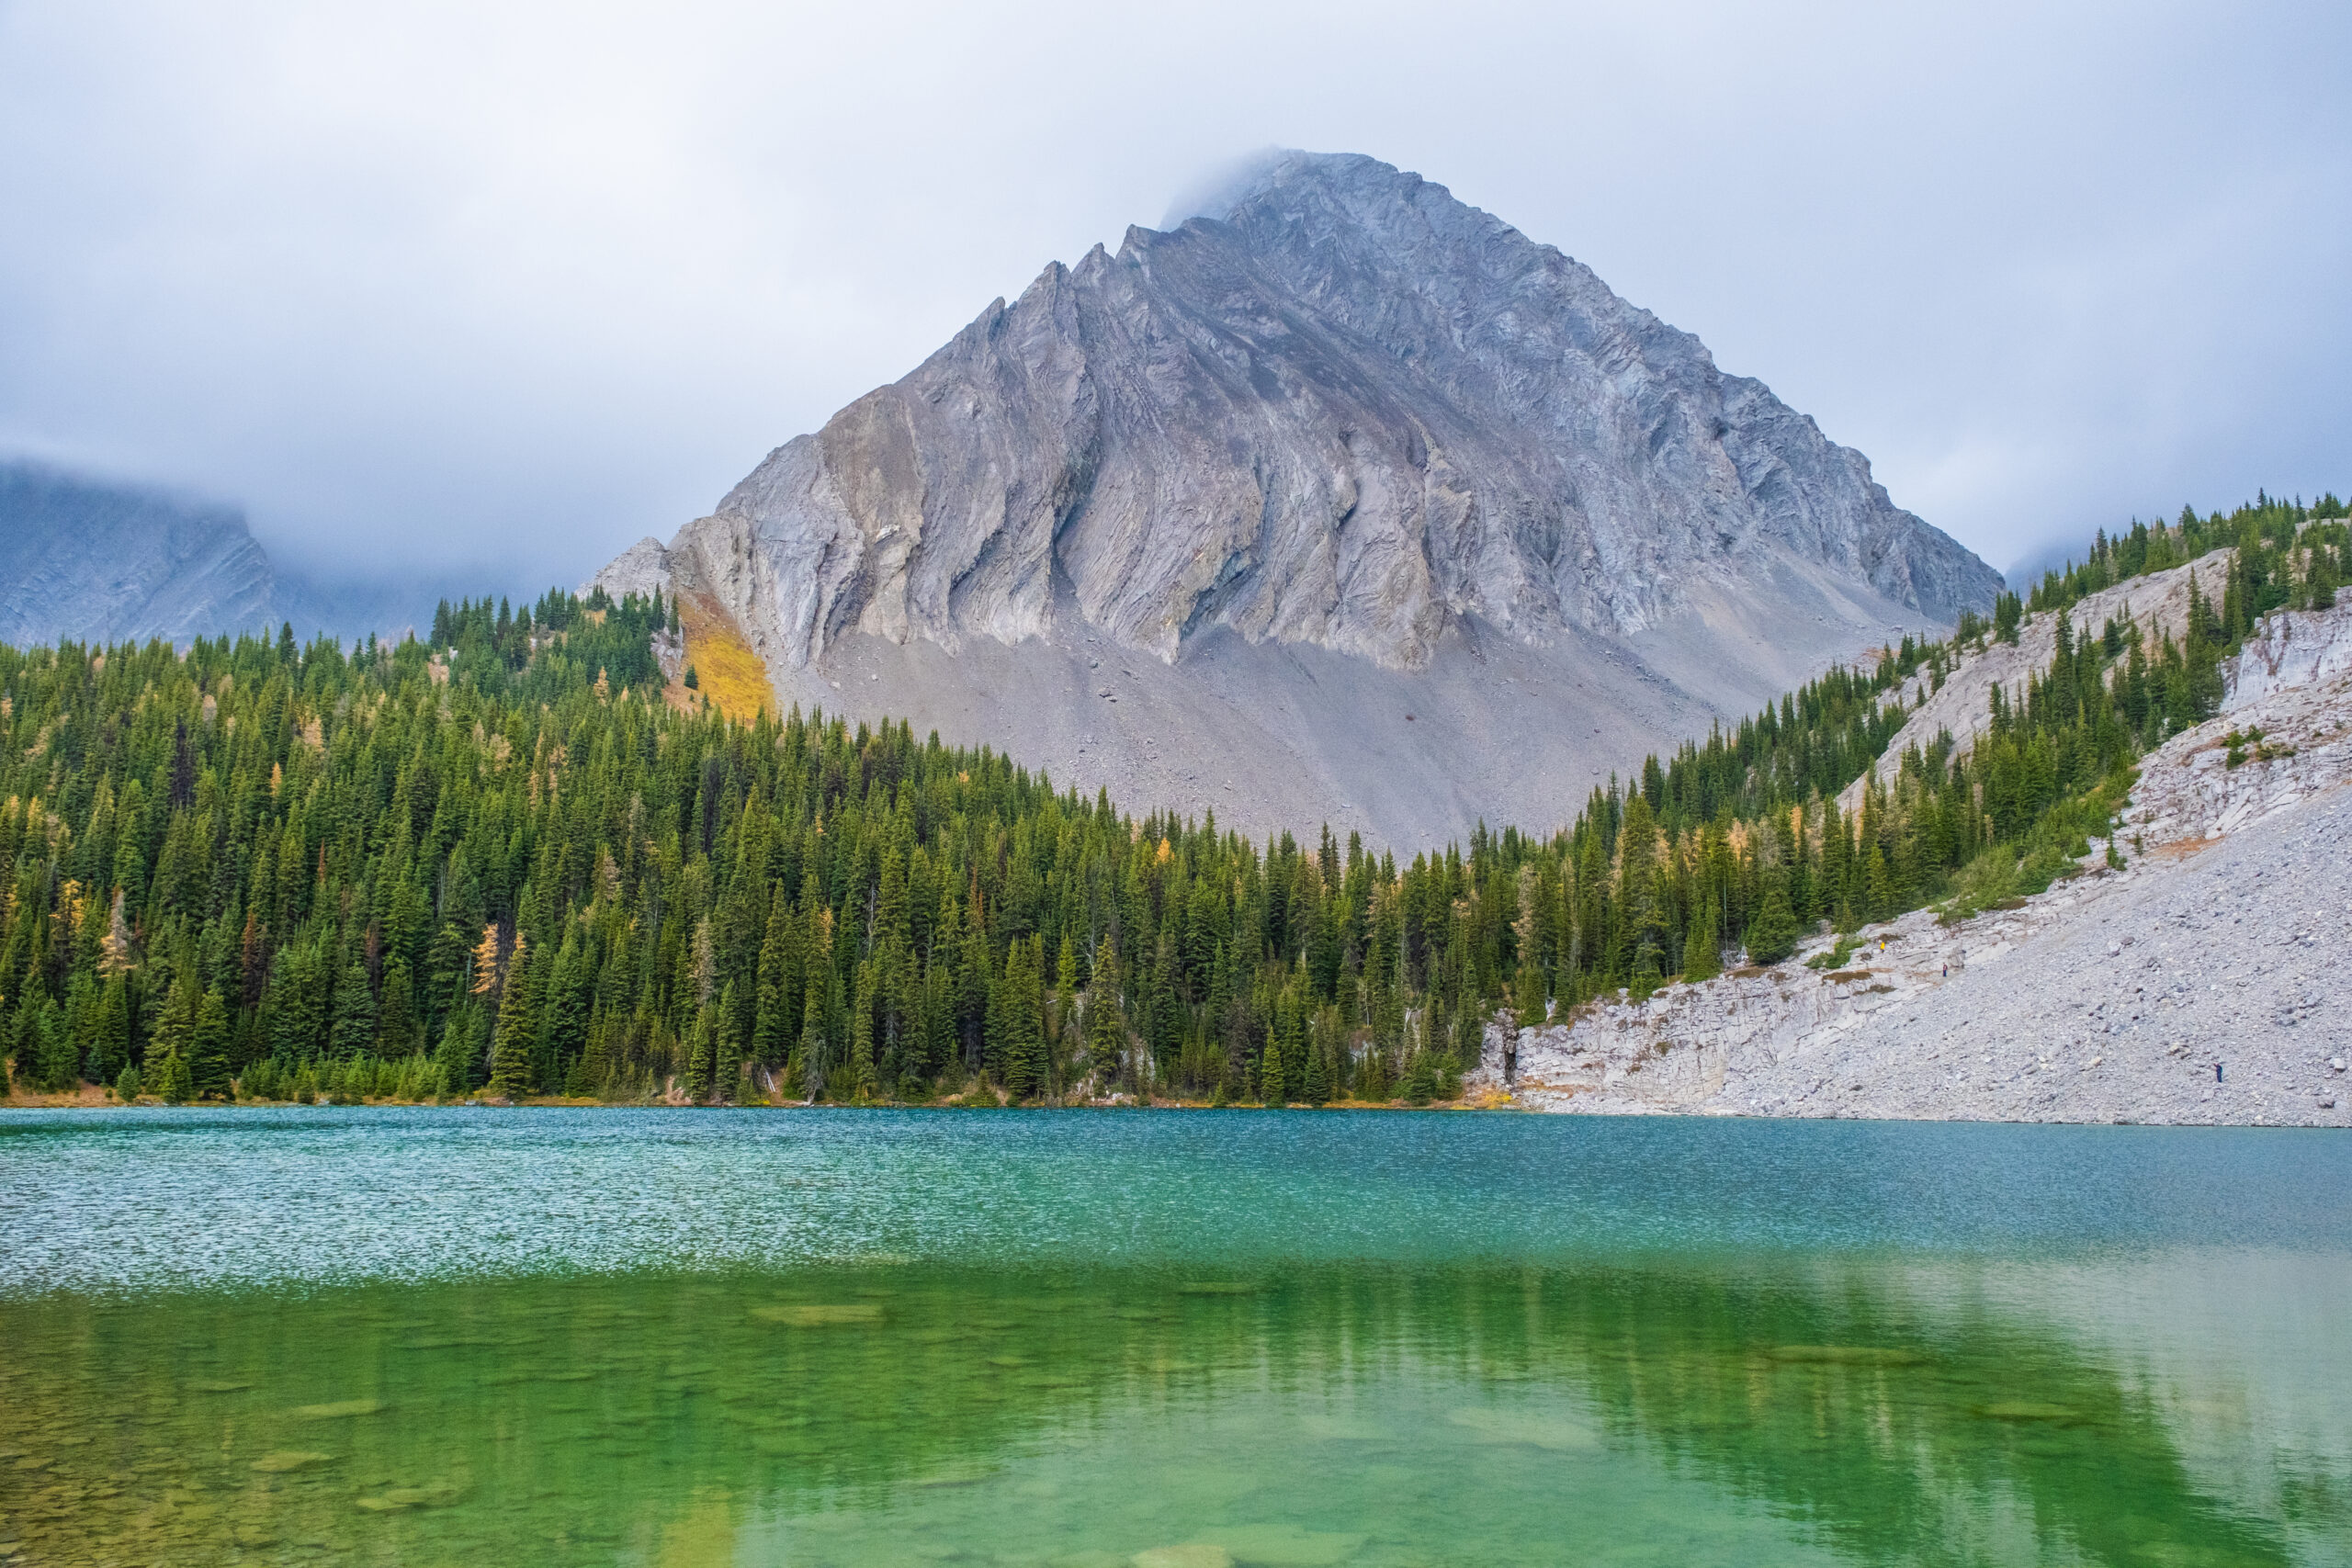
left=0, top=0, right=2346, bottom=590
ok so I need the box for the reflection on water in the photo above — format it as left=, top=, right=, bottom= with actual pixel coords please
left=0, top=1111, right=2346, bottom=1566
left=3, top=1258, right=2344, bottom=1566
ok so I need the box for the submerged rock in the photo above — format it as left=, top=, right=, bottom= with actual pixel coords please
left=1131, top=1547, right=1236, bottom=1568
left=749, top=1303, right=887, bottom=1326
left=248, top=1450, right=335, bottom=1472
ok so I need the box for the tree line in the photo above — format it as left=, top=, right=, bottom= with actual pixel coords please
left=0, top=495, right=2335, bottom=1107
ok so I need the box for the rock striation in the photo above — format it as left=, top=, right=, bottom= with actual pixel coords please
left=600, top=152, right=2001, bottom=846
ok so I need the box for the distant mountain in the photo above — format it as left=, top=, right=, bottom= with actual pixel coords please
left=598, top=151, right=2003, bottom=846
left=0, top=461, right=447, bottom=647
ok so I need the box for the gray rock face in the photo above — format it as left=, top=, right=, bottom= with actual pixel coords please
left=0, top=461, right=447, bottom=647
left=0, top=462, right=278, bottom=646
left=605, top=151, right=2002, bottom=843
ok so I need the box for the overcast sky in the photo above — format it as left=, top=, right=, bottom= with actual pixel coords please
left=0, top=0, right=2345, bottom=591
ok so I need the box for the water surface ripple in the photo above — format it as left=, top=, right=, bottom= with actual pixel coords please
left=2, top=1111, right=2346, bottom=1568
left=4, top=1108, right=2346, bottom=1294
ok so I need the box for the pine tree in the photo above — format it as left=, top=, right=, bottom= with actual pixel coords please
left=330, top=956, right=377, bottom=1057
left=1303, top=1029, right=1331, bottom=1106
left=1745, top=875, right=1801, bottom=965
left=430, top=1007, right=478, bottom=1097
left=850, top=961, right=877, bottom=1102
left=152, top=1042, right=193, bottom=1105
left=187, top=987, right=234, bottom=1101
left=149, top=973, right=198, bottom=1080
left=88, top=977, right=130, bottom=1086
left=1084, top=938, right=1125, bottom=1089
left=753, top=889, right=795, bottom=1066
left=488, top=934, right=537, bottom=1100
left=995, top=938, right=1044, bottom=1101
left=1682, top=894, right=1721, bottom=982
left=713, top=982, right=744, bottom=1103
left=1260, top=1031, right=1287, bottom=1107
left=377, top=958, right=417, bottom=1056
left=1051, top=932, right=1079, bottom=1096
left=27, top=997, right=76, bottom=1093
left=684, top=1001, right=718, bottom=1101
left=795, top=987, right=827, bottom=1101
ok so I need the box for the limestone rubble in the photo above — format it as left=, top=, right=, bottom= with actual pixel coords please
left=1479, top=598, right=2352, bottom=1127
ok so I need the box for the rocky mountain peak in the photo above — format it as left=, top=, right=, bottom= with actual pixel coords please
left=596, top=151, right=2001, bottom=845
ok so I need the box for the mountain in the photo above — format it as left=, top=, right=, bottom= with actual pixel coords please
left=0, top=461, right=439, bottom=647
left=597, top=151, right=2004, bottom=846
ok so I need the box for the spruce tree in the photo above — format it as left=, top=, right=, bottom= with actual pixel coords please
left=1745, top=876, right=1802, bottom=965
left=684, top=1001, right=718, bottom=1102
left=1514, top=957, right=1547, bottom=1034
left=753, top=889, right=794, bottom=1066
left=435, top=1006, right=485, bottom=1098
left=377, top=959, right=417, bottom=1056
left=1454, top=998, right=1485, bottom=1068
left=330, top=956, right=377, bottom=1058
left=1084, top=939, right=1125, bottom=1089
left=488, top=935, right=537, bottom=1100
left=1682, top=895, right=1721, bottom=983
left=187, top=988, right=234, bottom=1101
left=796, top=988, right=827, bottom=1100
left=850, top=961, right=877, bottom=1102
left=28, top=998, right=76, bottom=1093
left=153, top=1043, right=193, bottom=1105
left=714, top=982, right=744, bottom=1103
left=88, top=978, right=130, bottom=1087
left=1303, top=1032, right=1330, bottom=1106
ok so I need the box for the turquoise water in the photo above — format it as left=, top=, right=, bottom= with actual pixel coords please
left=2, top=1110, right=2347, bottom=1565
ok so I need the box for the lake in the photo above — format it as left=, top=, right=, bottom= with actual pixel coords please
left=1, top=1109, right=2346, bottom=1566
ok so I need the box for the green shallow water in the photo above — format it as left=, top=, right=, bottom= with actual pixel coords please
left=1, top=1111, right=2347, bottom=1567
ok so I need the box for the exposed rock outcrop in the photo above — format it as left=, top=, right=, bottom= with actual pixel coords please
left=1842, top=550, right=2232, bottom=812
left=600, top=152, right=2001, bottom=846
left=1477, top=598, right=2352, bottom=1126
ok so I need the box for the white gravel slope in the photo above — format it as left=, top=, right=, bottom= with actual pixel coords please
left=1480, top=599, right=2352, bottom=1127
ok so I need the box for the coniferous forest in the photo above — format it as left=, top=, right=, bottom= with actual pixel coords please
left=0, top=493, right=2342, bottom=1108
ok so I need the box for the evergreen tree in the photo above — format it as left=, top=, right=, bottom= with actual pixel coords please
left=1084, top=939, right=1125, bottom=1089
left=850, top=961, right=877, bottom=1102
left=377, top=959, right=417, bottom=1056
left=1682, top=894, right=1721, bottom=982
left=187, top=987, right=234, bottom=1101
left=152, top=1043, right=193, bottom=1105
left=488, top=935, right=537, bottom=1100
left=434, top=1006, right=485, bottom=1098
left=714, top=982, right=745, bottom=1103
left=26, top=998, right=76, bottom=1093
left=684, top=1001, right=718, bottom=1101
left=330, top=956, right=377, bottom=1058
left=995, top=938, right=1045, bottom=1101
left=1744, top=875, right=1802, bottom=965
left=754, top=889, right=795, bottom=1066
left=88, top=977, right=130, bottom=1086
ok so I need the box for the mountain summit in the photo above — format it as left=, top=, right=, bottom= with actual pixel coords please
left=600, top=151, right=2001, bottom=844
